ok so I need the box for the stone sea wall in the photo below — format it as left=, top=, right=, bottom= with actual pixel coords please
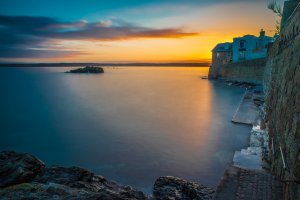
left=264, top=2, right=300, bottom=200
left=209, top=58, right=266, bottom=84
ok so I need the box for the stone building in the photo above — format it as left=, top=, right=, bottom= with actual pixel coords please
left=232, top=29, right=275, bottom=62
left=211, top=30, right=275, bottom=65
left=211, top=42, right=232, bottom=66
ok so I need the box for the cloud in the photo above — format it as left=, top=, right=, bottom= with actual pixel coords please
left=0, top=48, right=80, bottom=59
left=0, top=15, right=197, bottom=59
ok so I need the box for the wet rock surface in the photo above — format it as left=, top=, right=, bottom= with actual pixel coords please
left=0, top=151, right=147, bottom=200
left=153, top=176, right=215, bottom=200
left=0, top=151, right=45, bottom=187
left=0, top=151, right=219, bottom=200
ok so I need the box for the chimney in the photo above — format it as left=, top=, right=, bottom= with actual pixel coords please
left=260, top=29, right=266, bottom=37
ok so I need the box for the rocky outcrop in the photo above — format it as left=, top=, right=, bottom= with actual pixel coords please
left=153, top=176, right=215, bottom=200
left=0, top=183, right=145, bottom=200
left=0, top=151, right=148, bottom=200
left=0, top=151, right=45, bottom=187
left=66, top=66, right=104, bottom=73
left=0, top=151, right=218, bottom=199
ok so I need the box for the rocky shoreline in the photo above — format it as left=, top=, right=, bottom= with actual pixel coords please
left=0, top=151, right=216, bottom=200
left=215, top=79, right=267, bottom=169
left=0, top=151, right=148, bottom=200
left=208, top=79, right=284, bottom=200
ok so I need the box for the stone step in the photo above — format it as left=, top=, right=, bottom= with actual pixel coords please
left=241, top=147, right=262, bottom=155
left=233, top=150, right=262, bottom=170
left=213, top=166, right=283, bottom=200
left=233, top=146, right=263, bottom=170
left=231, top=92, right=259, bottom=125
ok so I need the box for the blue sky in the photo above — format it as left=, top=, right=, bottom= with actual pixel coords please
left=0, top=0, right=275, bottom=20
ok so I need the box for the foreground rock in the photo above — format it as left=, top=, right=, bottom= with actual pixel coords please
left=0, top=151, right=45, bottom=187
left=66, top=66, right=104, bottom=73
left=0, top=151, right=219, bottom=199
left=0, top=151, right=147, bottom=200
left=153, top=176, right=215, bottom=200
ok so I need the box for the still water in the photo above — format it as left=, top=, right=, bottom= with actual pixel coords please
left=0, top=67, right=250, bottom=193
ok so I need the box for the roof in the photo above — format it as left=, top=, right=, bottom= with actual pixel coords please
left=233, top=35, right=256, bottom=40
left=212, top=42, right=232, bottom=52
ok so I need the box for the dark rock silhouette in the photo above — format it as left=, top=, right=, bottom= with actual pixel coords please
left=66, top=66, right=104, bottom=73
left=0, top=151, right=45, bottom=187
left=153, top=176, right=215, bottom=200
left=0, top=151, right=147, bottom=200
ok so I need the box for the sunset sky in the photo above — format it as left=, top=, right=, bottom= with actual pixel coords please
left=0, top=0, right=282, bottom=63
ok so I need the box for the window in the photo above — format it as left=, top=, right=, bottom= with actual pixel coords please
left=240, top=40, right=246, bottom=49
left=239, top=51, right=245, bottom=60
left=217, top=53, right=220, bottom=58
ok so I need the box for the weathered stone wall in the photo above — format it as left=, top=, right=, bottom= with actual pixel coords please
left=209, top=58, right=266, bottom=84
left=264, top=2, right=300, bottom=200
left=281, top=0, right=300, bottom=29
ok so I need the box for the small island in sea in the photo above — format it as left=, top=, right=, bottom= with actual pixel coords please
left=66, top=66, right=104, bottom=74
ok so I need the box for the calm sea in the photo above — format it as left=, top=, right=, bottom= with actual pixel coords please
left=0, top=66, right=250, bottom=193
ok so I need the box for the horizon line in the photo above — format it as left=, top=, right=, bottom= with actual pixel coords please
left=0, top=61, right=211, bottom=67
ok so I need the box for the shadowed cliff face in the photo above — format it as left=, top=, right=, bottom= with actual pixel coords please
left=264, top=2, right=300, bottom=199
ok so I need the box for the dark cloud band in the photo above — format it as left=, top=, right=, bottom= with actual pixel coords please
left=0, top=15, right=197, bottom=59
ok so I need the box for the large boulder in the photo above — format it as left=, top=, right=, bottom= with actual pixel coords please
left=0, top=151, right=148, bottom=200
left=153, top=176, right=215, bottom=200
left=0, top=182, right=147, bottom=200
left=33, top=166, right=147, bottom=199
left=0, top=151, right=45, bottom=187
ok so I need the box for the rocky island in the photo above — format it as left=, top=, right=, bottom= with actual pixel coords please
left=66, top=66, right=104, bottom=74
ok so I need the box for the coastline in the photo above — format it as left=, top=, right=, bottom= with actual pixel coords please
left=0, top=151, right=217, bottom=200
left=231, top=88, right=266, bottom=170
left=211, top=80, right=266, bottom=169
left=212, top=80, right=283, bottom=200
